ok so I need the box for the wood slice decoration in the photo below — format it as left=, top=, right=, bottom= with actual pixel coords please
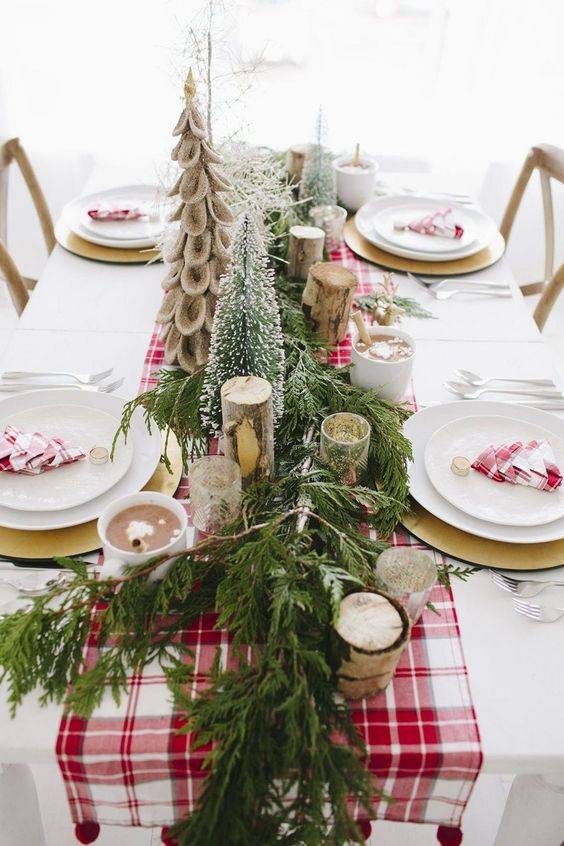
left=334, top=591, right=411, bottom=700
left=287, top=225, right=325, bottom=280
left=285, top=143, right=308, bottom=185
left=301, top=262, right=357, bottom=344
left=220, top=375, right=274, bottom=488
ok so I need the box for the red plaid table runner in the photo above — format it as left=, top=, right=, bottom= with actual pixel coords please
left=56, top=245, right=482, bottom=834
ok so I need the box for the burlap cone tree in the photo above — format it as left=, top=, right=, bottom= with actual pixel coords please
left=157, top=69, right=234, bottom=372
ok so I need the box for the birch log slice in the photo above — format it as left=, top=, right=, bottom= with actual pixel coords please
left=285, top=144, right=308, bottom=184
left=287, top=226, right=325, bottom=281
left=301, top=262, right=357, bottom=344
left=335, top=591, right=411, bottom=700
left=221, top=375, right=274, bottom=488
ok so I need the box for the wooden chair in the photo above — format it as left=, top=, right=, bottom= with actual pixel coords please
left=500, top=143, right=564, bottom=330
left=0, top=137, right=56, bottom=315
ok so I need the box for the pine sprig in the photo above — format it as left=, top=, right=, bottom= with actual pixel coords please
left=113, top=367, right=208, bottom=468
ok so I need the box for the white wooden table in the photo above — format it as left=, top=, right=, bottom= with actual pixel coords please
left=0, top=173, right=563, bottom=845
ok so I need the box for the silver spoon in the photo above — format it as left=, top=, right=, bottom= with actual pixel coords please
left=455, top=369, right=554, bottom=388
left=445, top=380, right=564, bottom=400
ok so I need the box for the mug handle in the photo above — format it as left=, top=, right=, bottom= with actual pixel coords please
left=101, top=557, right=127, bottom=579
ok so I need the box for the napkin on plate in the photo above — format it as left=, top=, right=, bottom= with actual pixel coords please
left=395, top=207, right=464, bottom=240
left=87, top=205, right=145, bottom=221
left=0, top=425, right=86, bottom=475
left=472, top=439, right=562, bottom=492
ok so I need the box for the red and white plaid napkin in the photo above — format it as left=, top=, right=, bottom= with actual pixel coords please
left=395, top=207, right=463, bottom=240
left=87, top=206, right=145, bottom=222
left=472, top=439, right=563, bottom=491
left=0, top=425, right=85, bottom=475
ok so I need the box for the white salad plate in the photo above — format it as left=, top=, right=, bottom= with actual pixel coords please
left=424, top=415, right=564, bottom=527
left=0, top=390, right=162, bottom=531
left=62, top=185, right=165, bottom=249
left=0, top=404, right=133, bottom=511
left=371, top=202, right=476, bottom=254
left=404, top=401, right=564, bottom=544
left=356, top=196, right=498, bottom=262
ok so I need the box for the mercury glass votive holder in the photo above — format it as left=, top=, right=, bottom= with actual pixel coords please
left=320, top=412, right=371, bottom=485
left=188, top=455, right=242, bottom=534
left=376, top=547, right=438, bottom=623
left=308, top=204, right=347, bottom=251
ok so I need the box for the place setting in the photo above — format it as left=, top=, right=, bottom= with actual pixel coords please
left=403, top=398, right=564, bottom=568
left=55, top=183, right=168, bottom=264
left=0, top=382, right=181, bottom=561
left=344, top=184, right=506, bottom=276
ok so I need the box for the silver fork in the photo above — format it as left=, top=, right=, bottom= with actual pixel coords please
left=0, top=378, right=124, bottom=394
left=407, top=272, right=509, bottom=292
left=1, top=367, right=113, bottom=385
left=445, top=380, right=563, bottom=400
left=513, top=598, right=564, bottom=623
left=490, top=570, right=564, bottom=598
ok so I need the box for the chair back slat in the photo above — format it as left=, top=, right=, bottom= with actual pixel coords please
left=0, top=137, right=55, bottom=317
left=540, top=169, right=555, bottom=282
left=2, top=138, right=55, bottom=253
left=501, top=143, right=563, bottom=330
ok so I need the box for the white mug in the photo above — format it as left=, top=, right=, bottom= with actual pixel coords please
left=97, top=491, right=188, bottom=581
left=350, top=325, right=415, bottom=402
left=333, top=153, right=379, bottom=212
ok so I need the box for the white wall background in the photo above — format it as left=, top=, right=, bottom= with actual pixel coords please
left=1, top=0, right=563, bottom=282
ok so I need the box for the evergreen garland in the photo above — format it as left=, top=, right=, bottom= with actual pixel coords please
left=0, top=269, right=416, bottom=845
left=201, top=210, right=285, bottom=433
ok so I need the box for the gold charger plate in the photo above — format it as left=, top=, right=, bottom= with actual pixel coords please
left=403, top=499, right=564, bottom=571
left=55, top=220, right=160, bottom=264
left=344, top=216, right=505, bottom=276
left=0, top=433, right=183, bottom=560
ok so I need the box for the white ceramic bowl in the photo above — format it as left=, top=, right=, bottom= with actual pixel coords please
left=350, top=324, right=415, bottom=401
left=97, top=491, right=188, bottom=581
left=334, top=154, right=379, bottom=212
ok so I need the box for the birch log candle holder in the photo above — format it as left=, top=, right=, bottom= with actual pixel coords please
left=220, top=375, right=274, bottom=488
left=334, top=591, right=411, bottom=700
left=287, top=225, right=325, bottom=281
left=301, top=262, right=357, bottom=344
left=285, top=144, right=308, bottom=185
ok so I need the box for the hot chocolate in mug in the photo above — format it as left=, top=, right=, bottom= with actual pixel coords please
left=97, top=491, right=188, bottom=581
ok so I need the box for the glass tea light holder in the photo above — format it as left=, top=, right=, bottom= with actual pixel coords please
left=320, top=412, right=371, bottom=485
left=376, top=547, right=438, bottom=623
left=188, top=455, right=242, bottom=534
left=308, top=204, right=347, bottom=251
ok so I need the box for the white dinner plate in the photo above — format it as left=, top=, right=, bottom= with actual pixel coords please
left=0, top=391, right=162, bottom=531
left=424, top=415, right=564, bottom=527
left=0, top=404, right=133, bottom=511
left=404, top=401, right=564, bottom=544
left=62, top=185, right=167, bottom=249
left=356, top=196, right=498, bottom=262
left=371, top=203, right=476, bottom=254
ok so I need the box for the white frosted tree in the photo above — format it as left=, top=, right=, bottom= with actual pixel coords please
left=299, top=106, right=336, bottom=215
left=201, top=211, right=285, bottom=433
